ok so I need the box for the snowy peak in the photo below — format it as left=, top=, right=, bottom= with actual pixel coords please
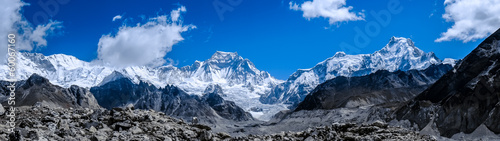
left=208, top=51, right=243, bottom=63
left=205, top=51, right=256, bottom=72
left=261, top=37, right=448, bottom=106
left=333, top=51, right=346, bottom=58
left=378, top=37, right=423, bottom=56
left=46, top=54, right=87, bottom=69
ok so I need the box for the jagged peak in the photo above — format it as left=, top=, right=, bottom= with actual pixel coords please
left=333, top=51, right=346, bottom=58
left=209, top=51, right=243, bottom=62
left=378, top=36, right=423, bottom=56
left=389, top=36, right=411, bottom=44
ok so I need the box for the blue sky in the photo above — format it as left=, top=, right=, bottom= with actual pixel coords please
left=17, top=0, right=497, bottom=79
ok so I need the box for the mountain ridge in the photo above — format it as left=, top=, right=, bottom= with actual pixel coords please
left=260, top=37, right=456, bottom=107
left=0, top=51, right=285, bottom=120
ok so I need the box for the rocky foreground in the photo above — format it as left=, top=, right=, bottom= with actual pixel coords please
left=0, top=104, right=434, bottom=141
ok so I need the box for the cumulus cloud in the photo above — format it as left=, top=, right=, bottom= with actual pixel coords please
left=112, top=15, right=123, bottom=21
left=0, top=0, right=62, bottom=63
left=435, top=0, right=500, bottom=42
left=289, top=0, right=364, bottom=25
left=97, top=6, right=195, bottom=67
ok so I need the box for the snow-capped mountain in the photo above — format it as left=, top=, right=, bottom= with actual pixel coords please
left=0, top=51, right=285, bottom=120
left=294, top=63, right=452, bottom=111
left=260, top=37, right=456, bottom=107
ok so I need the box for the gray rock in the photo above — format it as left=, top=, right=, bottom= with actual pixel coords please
left=0, top=104, right=4, bottom=115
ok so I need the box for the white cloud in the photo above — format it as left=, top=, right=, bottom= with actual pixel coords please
left=0, top=0, right=62, bottom=63
left=435, top=0, right=500, bottom=42
left=112, top=15, right=122, bottom=21
left=170, top=6, right=186, bottom=22
left=97, top=6, right=195, bottom=67
left=289, top=0, right=364, bottom=25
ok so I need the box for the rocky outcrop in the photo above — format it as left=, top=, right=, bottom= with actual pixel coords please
left=0, top=74, right=100, bottom=109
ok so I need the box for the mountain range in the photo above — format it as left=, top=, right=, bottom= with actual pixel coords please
left=0, top=37, right=456, bottom=121
left=0, top=51, right=285, bottom=120
left=4, top=32, right=500, bottom=139
left=260, top=37, right=456, bottom=107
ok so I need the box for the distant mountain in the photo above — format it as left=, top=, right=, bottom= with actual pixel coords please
left=294, top=64, right=452, bottom=111
left=394, top=28, right=500, bottom=137
left=0, top=74, right=100, bottom=109
left=89, top=75, right=254, bottom=122
left=0, top=51, right=284, bottom=120
left=260, top=37, right=456, bottom=107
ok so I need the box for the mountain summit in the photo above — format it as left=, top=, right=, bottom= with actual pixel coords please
left=260, top=37, right=453, bottom=106
left=208, top=51, right=242, bottom=63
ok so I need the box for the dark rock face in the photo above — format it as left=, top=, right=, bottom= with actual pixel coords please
left=294, top=64, right=452, bottom=111
left=90, top=76, right=154, bottom=110
left=201, top=84, right=254, bottom=121
left=395, top=28, right=500, bottom=137
left=133, top=85, right=220, bottom=122
left=90, top=78, right=254, bottom=122
left=0, top=74, right=99, bottom=109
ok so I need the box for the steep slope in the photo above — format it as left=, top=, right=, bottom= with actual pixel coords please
left=0, top=74, right=100, bottom=109
left=395, top=28, right=500, bottom=137
left=261, top=37, right=454, bottom=107
left=294, top=64, right=452, bottom=111
left=0, top=51, right=284, bottom=120
left=89, top=76, right=254, bottom=122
